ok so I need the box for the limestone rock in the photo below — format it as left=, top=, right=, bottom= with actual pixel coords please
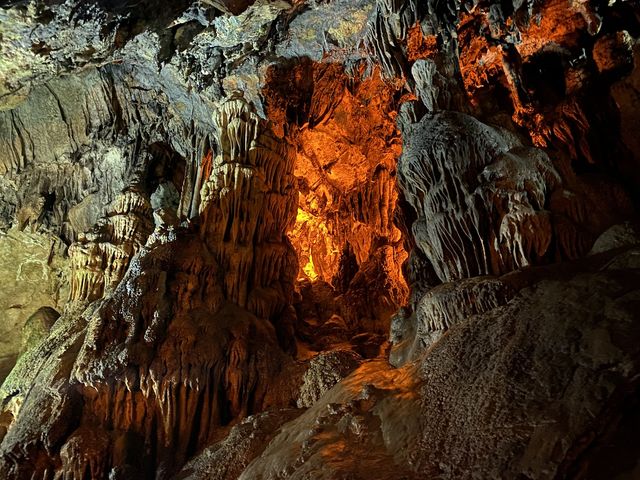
left=0, top=0, right=638, bottom=478
left=589, top=221, right=640, bottom=255
left=390, top=276, right=514, bottom=366
left=20, top=306, right=59, bottom=355
left=0, top=231, right=68, bottom=382
left=69, top=191, right=154, bottom=302
left=611, top=43, right=640, bottom=188
left=199, top=95, right=298, bottom=322
left=0, top=92, right=302, bottom=479
left=175, top=409, right=301, bottom=480
left=398, top=111, right=560, bottom=283
left=240, top=361, right=423, bottom=480
left=407, top=247, right=640, bottom=478
left=593, top=31, right=635, bottom=75
left=243, top=247, right=640, bottom=479
left=297, top=350, right=362, bottom=408
left=281, top=67, right=409, bottom=334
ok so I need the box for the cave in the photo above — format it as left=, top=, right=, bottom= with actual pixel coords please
left=0, top=0, right=639, bottom=479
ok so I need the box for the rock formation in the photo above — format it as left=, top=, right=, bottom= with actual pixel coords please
left=0, top=0, right=638, bottom=478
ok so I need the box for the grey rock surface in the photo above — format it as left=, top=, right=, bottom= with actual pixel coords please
left=175, top=409, right=301, bottom=480
left=589, top=221, right=640, bottom=255
left=390, top=276, right=514, bottom=366
left=398, top=111, right=560, bottom=283
left=297, top=349, right=362, bottom=408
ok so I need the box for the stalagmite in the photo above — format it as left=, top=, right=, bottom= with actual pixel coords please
left=199, top=96, right=298, bottom=319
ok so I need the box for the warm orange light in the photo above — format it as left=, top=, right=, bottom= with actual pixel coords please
left=295, top=207, right=313, bottom=224
left=302, top=253, right=319, bottom=281
left=201, top=150, right=213, bottom=182
left=292, top=207, right=323, bottom=282
left=282, top=69, right=407, bottom=297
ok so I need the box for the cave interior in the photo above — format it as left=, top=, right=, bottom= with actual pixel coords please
left=0, top=0, right=639, bottom=478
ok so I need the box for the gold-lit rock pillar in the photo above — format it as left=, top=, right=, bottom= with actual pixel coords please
left=199, top=95, right=298, bottom=320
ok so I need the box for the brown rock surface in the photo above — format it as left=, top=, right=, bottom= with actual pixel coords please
left=240, top=247, right=640, bottom=479
left=0, top=231, right=68, bottom=382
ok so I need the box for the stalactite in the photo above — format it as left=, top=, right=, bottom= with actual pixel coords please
left=68, top=191, right=153, bottom=302
left=398, top=111, right=560, bottom=283
left=364, top=0, right=419, bottom=78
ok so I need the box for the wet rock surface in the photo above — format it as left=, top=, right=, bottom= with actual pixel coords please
left=0, top=0, right=638, bottom=478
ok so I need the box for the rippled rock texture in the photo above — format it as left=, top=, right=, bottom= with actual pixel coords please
left=0, top=0, right=639, bottom=478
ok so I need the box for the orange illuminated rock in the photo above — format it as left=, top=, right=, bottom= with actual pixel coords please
left=406, top=24, right=438, bottom=62
left=199, top=96, right=298, bottom=319
left=267, top=64, right=409, bottom=335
